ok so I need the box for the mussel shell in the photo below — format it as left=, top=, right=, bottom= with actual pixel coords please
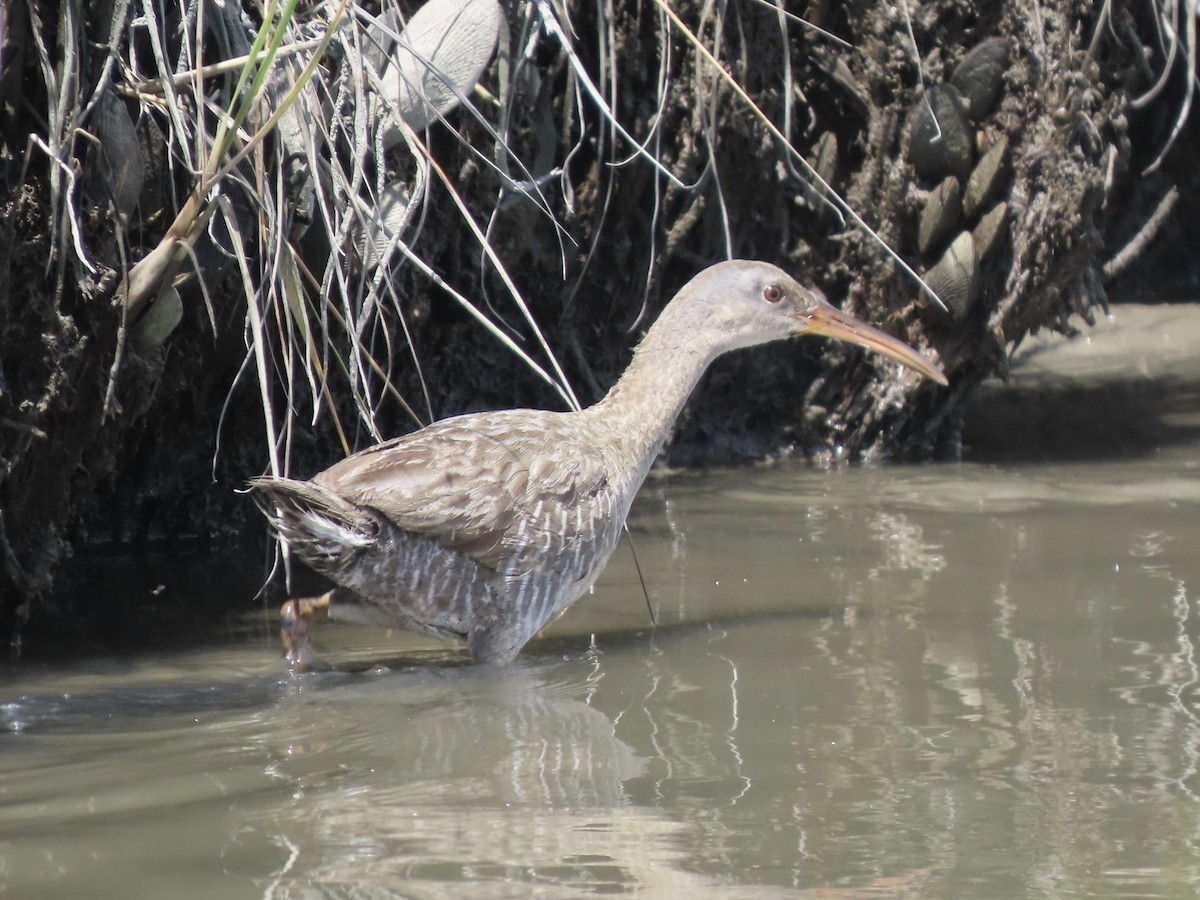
left=813, top=131, right=839, bottom=186
left=356, top=180, right=416, bottom=269
left=89, top=91, right=144, bottom=219
left=950, top=37, right=1010, bottom=121
left=972, top=202, right=1010, bottom=261
left=963, top=134, right=1009, bottom=219
left=907, top=84, right=974, bottom=183
left=918, top=176, right=962, bottom=257
left=801, top=131, right=843, bottom=226
left=924, top=231, right=979, bottom=318
left=371, top=0, right=504, bottom=147
left=266, top=60, right=321, bottom=240
left=132, top=286, right=183, bottom=354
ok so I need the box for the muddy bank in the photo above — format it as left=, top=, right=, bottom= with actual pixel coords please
left=0, top=0, right=1191, bottom=645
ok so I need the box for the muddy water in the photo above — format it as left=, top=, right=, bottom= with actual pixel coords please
left=5, top=450, right=1200, bottom=898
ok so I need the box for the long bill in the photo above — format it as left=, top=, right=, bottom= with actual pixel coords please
left=799, top=299, right=949, bottom=386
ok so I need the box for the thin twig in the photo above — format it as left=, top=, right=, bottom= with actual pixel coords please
left=131, top=37, right=327, bottom=95
left=652, top=0, right=948, bottom=311
left=1102, top=186, right=1179, bottom=280
left=534, top=0, right=687, bottom=189
left=742, top=0, right=853, bottom=49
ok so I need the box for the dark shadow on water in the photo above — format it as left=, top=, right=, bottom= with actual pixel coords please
left=2, top=639, right=507, bottom=736
left=13, top=545, right=276, bottom=662
left=964, top=378, right=1200, bottom=462
left=0, top=674, right=288, bottom=735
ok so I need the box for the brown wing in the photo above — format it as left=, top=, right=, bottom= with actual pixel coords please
left=312, top=410, right=611, bottom=575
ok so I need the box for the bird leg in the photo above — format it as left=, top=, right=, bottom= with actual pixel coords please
left=279, top=590, right=334, bottom=670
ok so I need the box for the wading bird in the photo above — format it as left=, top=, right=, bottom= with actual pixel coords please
left=252, top=260, right=947, bottom=666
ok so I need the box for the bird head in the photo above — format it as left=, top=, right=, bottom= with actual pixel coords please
left=683, top=260, right=948, bottom=385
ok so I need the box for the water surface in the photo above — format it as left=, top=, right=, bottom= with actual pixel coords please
left=4, top=449, right=1200, bottom=897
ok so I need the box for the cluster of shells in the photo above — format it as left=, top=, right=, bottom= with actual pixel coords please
left=81, top=0, right=503, bottom=352
left=346, top=0, right=504, bottom=269
left=906, top=37, right=1012, bottom=320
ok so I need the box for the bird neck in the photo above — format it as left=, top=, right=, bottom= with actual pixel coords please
left=588, top=304, right=721, bottom=472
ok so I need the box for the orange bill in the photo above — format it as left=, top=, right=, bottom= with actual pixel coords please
left=799, top=298, right=949, bottom=385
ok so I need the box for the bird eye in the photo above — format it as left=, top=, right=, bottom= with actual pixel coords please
left=763, top=285, right=784, bottom=304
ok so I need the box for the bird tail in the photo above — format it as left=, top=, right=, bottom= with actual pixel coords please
left=248, top=476, right=379, bottom=574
